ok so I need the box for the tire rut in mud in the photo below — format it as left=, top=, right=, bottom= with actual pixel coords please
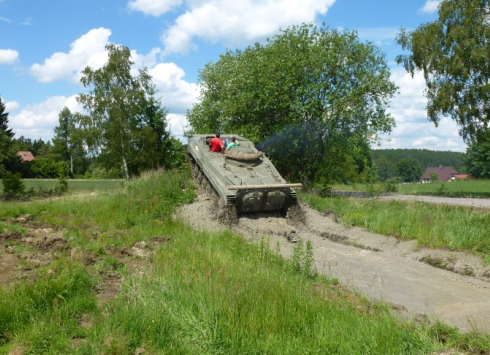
left=177, top=189, right=490, bottom=332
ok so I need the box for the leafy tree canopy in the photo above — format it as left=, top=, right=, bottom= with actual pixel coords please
left=187, top=23, right=397, bottom=186
left=396, top=158, right=423, bottom=183
left=77, top=44, right=169, bottom=180
left=396, top=0, right=490, bottom=139
left=465, top=129, right=490, bottom=178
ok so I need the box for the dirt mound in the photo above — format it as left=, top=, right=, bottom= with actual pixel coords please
left=176, top=189, right=490, bottom=333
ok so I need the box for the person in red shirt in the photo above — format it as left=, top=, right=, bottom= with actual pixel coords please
left=209, top=132, right=224, bottom=152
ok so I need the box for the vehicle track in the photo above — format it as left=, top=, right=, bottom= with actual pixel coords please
left=176, top=189, right=490, bottom=334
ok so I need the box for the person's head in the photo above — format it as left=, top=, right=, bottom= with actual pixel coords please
left=216, top=132, right=221, bottom=138
left=231, top=136, right=236, bottom=142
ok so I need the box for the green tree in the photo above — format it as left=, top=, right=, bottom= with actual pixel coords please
left=396, top=158, right=423, bottom=183
left=396, top=0, right=490, bottom=139
left=77, top=44, right=169, bottom=180
left=465, top=129, right=490, bottom=178
left=374, top=156, right=396, bottom=181
left=52, top=107, right=72, bottom=164
left=132, top=83, right=170, bottom=171
left=0, top=96, right=19, bottom=176
left=51, top=107, right=89, bottom=175
left=430, top=171, right=439, bottom=182
left=187, top=23, right=397, bottom=187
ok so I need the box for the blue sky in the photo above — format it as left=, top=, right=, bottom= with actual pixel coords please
left=0, top=0, right=466, bottom=152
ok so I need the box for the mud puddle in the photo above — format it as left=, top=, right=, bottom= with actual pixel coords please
left=177, top=191, right=490, bottom=333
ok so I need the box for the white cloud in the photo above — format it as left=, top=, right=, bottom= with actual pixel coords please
left=0, top=16, right=12, bottom=23
left=420, top=0, right=441, bottom=14
left=130, top=47, right=162, bottom=72
left=11, top=60, right=198, bottom=141
left=161, top=0, right=336, bottom=54
left=9, top=96, right=81, bottom=141
left=167, top=113, right=188, bottom=138
left=127, top=0, right=183, bottom=16
left=0, top=49, right=19, bottom=64
left=30, top=28, right=112, bottom=83
left=377, top=68, right=466, bottom=152
left=30, top=28, right=167, bottom=86
left=5, top=100, right=20, bottom=113
left=149, top=62, right=199, bottom=114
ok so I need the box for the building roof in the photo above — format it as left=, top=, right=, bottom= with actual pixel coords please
left=420, top=166, right=458, bottom=182
left=451, top=174, right=469, bottom=180
left=16, top=151, right=35, bottom=162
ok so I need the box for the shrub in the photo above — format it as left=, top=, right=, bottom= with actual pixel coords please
left=2, top=172, right=25, bottom=197
left=58, top=176, right=68, bottom=192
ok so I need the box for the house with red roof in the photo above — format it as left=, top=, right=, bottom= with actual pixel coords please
left=419, top=166, right=460, bottom=183
left=16, top=151, right=35, bottom=162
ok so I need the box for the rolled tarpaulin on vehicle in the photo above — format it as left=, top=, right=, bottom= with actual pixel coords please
left=227, top=183, right=302, bottom=190
left=224, top=150, right=263, bottom=161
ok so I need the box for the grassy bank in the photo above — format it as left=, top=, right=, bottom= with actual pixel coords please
left=398, top=180, right=490, bottom=197
left=0, top=178, right=125, bottom=194
left=0, top=171, right=489, bottom=353
left=302, top=193, right=490, bottom=263
left=332, top=180, right=490, bottom=198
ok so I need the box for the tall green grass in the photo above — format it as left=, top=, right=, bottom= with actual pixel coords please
left=398, top=180, right=490, bottom=197
left=0, top=179, right=125, bottom=194
left=1, top=170, right=489, bottom=353
left=332, top=180, right=490, bottom=198
left=0, top=260, right=97, bottom=353
left=77, top=231, right=439, bottom=354
left=302, top=193, right=490, bottom=262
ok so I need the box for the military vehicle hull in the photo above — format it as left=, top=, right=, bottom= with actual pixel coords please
left=188, top=134, right=301, bottom=213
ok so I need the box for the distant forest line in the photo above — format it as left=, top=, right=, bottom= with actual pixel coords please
left=371, top=149, right=466, bottom=182
left=372, top=149, right=465, bottom=171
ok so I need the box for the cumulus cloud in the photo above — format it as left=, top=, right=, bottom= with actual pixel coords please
left=149, top=62, right=199, bottom=114
left=30, top=28, right=166, bottom=85
left=160, top=0, right=336, bottom=54
left=377, top=68, right=466, bottom=152
left=9, top=96, right=81, bottom=141
left=167, top=113, right=189, bottom=138
left=0, top=49, right=19, bottom=64
left=30, top=28, right=112, bottom=83
left=127, top=0, right=183, bottom=16
left=5, top=100, right=20, bottom=113
left=12, top=60, right=197, bottom=141
left=130, top=47, right=162, bottom=72
left=420, top=0, right=441, bottom=14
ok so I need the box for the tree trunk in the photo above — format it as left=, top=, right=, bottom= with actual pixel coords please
left=122, top=155, right=129, bottom=181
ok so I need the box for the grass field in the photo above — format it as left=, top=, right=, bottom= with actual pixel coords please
left=332, top=179, right=490, bottom=198
left=398, top=180, right=490, bottom=197
left=0, top=171, right=489, bottom=353
left=301, top=192, right=490, bottom=263
left=0, top=179, right=125, bottom=194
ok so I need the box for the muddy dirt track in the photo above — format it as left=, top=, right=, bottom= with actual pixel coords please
left=177, top=191, right=490, bottom=334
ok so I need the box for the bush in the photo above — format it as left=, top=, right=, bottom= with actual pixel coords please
left=58, top=176, right=68, bottom=192
left=2, top=172, right=25, bottom=197
left=383, top=178, right=399, bottom=193
left=29, top=159, right=70, bottom=178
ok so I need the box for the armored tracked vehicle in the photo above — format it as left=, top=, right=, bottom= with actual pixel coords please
left=188, top=134, right=302, bottom=213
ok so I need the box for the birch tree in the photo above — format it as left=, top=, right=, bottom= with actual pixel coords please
left=77, top=44, right=163, bottom=180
